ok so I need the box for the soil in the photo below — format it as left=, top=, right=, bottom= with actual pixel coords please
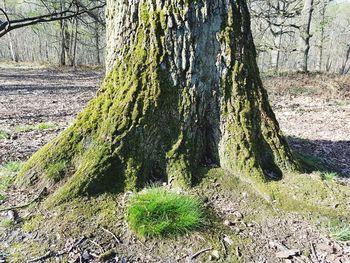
left=0, top=65, right=350, bottom=263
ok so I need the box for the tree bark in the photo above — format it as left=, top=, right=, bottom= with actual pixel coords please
left=18, top=0, right=298, bottom=204
left=298, top=0, right=314, bottom=73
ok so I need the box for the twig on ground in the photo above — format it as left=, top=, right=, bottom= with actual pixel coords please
left=101, top=227, right=121, bottom=244
left=89, top=239, right=104, bottom=253
left=68, top=237, right=87, bottom=253
left=27, top=251, right=52, bottom=263
left=190, top=247, right=213, bottom=260
left=310, top=242, right=318, bottom=262
left=220, top=236, right=227, bottom=258
left=0, top=188, right=46, bottom=212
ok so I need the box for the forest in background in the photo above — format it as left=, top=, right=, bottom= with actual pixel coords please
left=0, top=0, right=105, bottom=66
left=0, top=0, right=349, bottom=73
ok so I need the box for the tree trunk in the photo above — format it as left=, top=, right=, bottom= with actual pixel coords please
left=59, top=0, right=66, bottom=66
left=94, top=21, right=101, bottom=65
left=318, top=0, right=327, bottom=72
left=3, top=0, right=19, bottom=63
left=18, top=0, right=298, bottom=204
left=59, top=20, right=66, bottom=66
left=72, top=17, right=78, bottom=68
left=298, top=0, right=314, bottom=73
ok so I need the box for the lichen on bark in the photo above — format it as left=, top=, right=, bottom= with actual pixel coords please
left=17, top=0, right=299, bottom=204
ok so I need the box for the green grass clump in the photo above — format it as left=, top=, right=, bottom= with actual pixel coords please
left=127, top=188, right=204, bottom=237
left=15, top=122, right=57, bottom=133
left=0, top=161, right=22, bottom=203
left=0, top=161, right=23, bottom=173
left=0, top=218, right=14, bottom=228
left=0, top=130, right=9, bottom=140
left=320, top=171, right=338, bottom=181
left=331, top=224, right=350, bottom=241
left=37, top=122, right=57, bottom=130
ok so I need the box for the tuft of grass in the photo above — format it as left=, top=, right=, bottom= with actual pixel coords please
left=331, top=224, right=350, bottom=241
left=37, top=122, right=58, bottom=130
left=0, top=219, right=14, bottom=228
left=23, top=215, right=44, bottom=233
left=0, top=130, right=9, bottom=140
left=0, top=161, right=23, bottom=173
left=0, top=161, right=22, bottom=203
left=15, top=125, right=36, bottom=133
left=15, top=122, right=58, bottom=133
left=320, top=171, right=338, bottom=181
left=127, top=188, right=204, bottom=237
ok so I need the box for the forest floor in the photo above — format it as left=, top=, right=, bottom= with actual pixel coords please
left=0, top=64, right=350, bottom=263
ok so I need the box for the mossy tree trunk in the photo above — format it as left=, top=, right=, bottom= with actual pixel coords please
left=18, top=0, right=298, bottom=204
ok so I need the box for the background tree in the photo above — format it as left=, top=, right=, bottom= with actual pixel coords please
left=248, top=0, right=350, bottom=73
left=0, top=0, right=105, bottom=66
left=16, top=0, right=298, bottom=204
left=297, top=0, right=314, bottom=72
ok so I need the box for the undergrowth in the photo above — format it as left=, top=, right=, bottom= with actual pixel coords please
left=127, top=188, right=204, bottom=237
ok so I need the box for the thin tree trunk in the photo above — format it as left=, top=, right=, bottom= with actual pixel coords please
left=3, top=0, right=19, bottom=62
left=59, top=0, right=66, bottom=66
left=340, top=44, right=350, bottom=75
left=318, top=0, right=327, bottom=72
left=94, top=21, right=101, bottom=65
left=298, top=0, right=314, bottom=73
left=72, top=17, right=78, bottom=68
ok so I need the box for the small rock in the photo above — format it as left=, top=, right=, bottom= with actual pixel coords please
left=223, top=236, right=234, bottom=246
left=7, top=210, right=17, bottom=222
left=223, top=220, right=233, bottom=226
left=275, top=249, right=300, bottom=259
left=82, top=250, right=91, bottom=260
left=233, top=211, right=243, bottom=219
left=211, top=250, right=220, bottom=260
left=234, top=227, right=242, bottom=234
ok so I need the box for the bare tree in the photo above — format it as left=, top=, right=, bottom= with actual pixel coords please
left=297, top=0, right=314, bottom=72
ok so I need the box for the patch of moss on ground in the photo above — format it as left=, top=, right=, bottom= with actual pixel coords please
left=0, top=130, right=9, bottom=140
left=6, top=241, right=49, bottom=263
left=15, top=122, right=58, bottom=133
left=0, top=161, right=21, bottom=203
left=23, top=214, right=44, bottom=233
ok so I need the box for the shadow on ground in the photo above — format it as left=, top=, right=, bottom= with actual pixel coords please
left=288, top=136, right=350, bottom=178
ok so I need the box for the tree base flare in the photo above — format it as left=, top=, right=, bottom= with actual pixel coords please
left=16, top=0, right=299, bottom=204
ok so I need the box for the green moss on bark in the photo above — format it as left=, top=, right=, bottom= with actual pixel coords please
left=17, top=0, right=299, bottom=205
